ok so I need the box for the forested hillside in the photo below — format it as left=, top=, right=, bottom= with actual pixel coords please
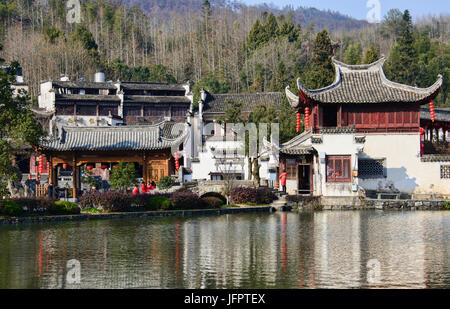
left=0, top=0, right=449, bottom=107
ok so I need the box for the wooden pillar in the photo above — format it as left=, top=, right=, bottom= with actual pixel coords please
left=167, top=157, right=171, bottom=177
left=337, top=105, right=342, bottom=127
left=72, top=156, right=78, bottom=199
left=48, top=156, right=53, bottom=185
left=143, top=153, right=148, bottom=184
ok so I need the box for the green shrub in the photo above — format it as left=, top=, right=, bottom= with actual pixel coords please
left=158, top=176, right=175, bottom=190
left=170, top=191, right=204, bottom=210
left=0, top=200, right=23, bottom=217
left=13, top=198, right=56, bottom=213
left=49, top=201, right=81, bottom=215
left=146, top=196, right=172, bottom=211
left=201, top=196, right=224, bottom=209
left=443, top=201, right=450, bottom=210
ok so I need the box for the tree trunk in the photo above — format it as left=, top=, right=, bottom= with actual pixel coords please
left=252, top=159, right=261, bottom=187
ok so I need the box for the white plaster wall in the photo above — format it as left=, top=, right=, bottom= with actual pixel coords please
left=38, top=81, right=55, bottom=111
left=360, top=133, right=450, bottom=194
left=313, top=134, right=361, bottom=197
left=191, top=139, right=247, bottom=180
left=53, top=116, right=116, bottom=127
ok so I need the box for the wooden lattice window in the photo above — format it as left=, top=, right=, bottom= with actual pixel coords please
left=77, top=104, right=97, bottom=116
left=359, top=158, right=386, bottom=178
left=99, top=104, right=119, bottom=116
left=441, top=165, right=450, bottom=179
left=286, top=159, right=297, bottom=180
left=327, top=155, right=351, bottom=183
left=56, top=103, right=75, bottom=115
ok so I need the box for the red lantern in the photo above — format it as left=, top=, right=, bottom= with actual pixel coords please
left=28, top=174, right=32, bottom=180
left=101, top=164, right=108, bottom=170
left=63, top=163, right=68, bottom=169
left=174, top=153, right=180, bottom=171
left=305, top=107, right=310, bottom=129
left=296, top=113, right=301, bottom=132
left=430, top=101, right=435, bottom=122
left=38, top=155, right=44, bottom=174
left=87, top=164, right=94, bottom=171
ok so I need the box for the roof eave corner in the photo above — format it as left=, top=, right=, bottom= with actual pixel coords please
left=285, top=86, right=299, bottom=109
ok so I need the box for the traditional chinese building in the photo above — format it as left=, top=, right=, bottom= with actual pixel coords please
left=34, top=73, right=193, bottom=197
left=283, top=57, right=448, bottom=202
left=188, top=90, right=283, bottom=182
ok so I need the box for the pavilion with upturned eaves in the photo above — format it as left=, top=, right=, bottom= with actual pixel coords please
left=281, top=57, right=449, bottom=202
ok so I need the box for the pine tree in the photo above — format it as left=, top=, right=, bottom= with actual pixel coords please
left=345, top=43, right=362, bottom=65
left=270, top=61, right=289, bottom=92
left=384, top=10, right=420, bottom=86
left=363, top=45, right=380, bottom=64
left=302, top=30, right=335, bottom=89
left=263, top=13, right=279, bottom=42
left=247, top=19, right=264, bottom=51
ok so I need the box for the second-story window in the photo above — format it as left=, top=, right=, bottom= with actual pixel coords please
left=171, top=105, right=188, bottom=117
left=144, top=105, right=168, bottom=117
left=123, top=105, right=142, bottom=117
left=56, top=103, right=75, bottom=116
left=77, top=104, right=97, bottom=116
left=99, top=104, right=119, bottom=116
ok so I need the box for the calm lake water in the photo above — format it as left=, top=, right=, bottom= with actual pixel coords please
left=0, top=211, right=449, bottom=289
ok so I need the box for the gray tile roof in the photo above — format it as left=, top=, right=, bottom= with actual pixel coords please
left=421, top=154, right=450, bottom=162
left=280, top=147, right=314, bottom=155
left=124, top=95, right=191, bottom=104
left=280, top=130, right=314, bottom=155
left=40, top=122, right=188, bottom=152
left=53, top=81, right=117, bottom=90
left=287, top=57, right=442, bottom=106
left=120, top=82, right=186, bottom=92
left=203, top=92, right=285, bottom=114
left=420, top=107, right=450, bottom=123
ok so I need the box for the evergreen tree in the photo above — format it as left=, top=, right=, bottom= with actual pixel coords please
left=278, top=99, right=297, bottom=143
left=0, top=52, right=44, bottom=195
left=344, top=43, right=362, bottom=65
left=363, top=45, right=380, bottom=64
left=70, top=24, right=98, bottom=52
left=262, top=13, right=279, bottom=42
left=384, top=10, right=419, bottom=86
left=270, top=61, right=289, bottom=92
left=302, top=29, right=335, bottom=89
left=217, top=99, right=244, bottom=125
left=109, top=162, right=138, bottom=191
left=247, top=19, right=264, bottom=51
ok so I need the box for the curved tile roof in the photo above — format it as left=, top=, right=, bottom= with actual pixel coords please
left=40, top=122, right=188, bottom=152
left=288, top=57, right=442, bottom=107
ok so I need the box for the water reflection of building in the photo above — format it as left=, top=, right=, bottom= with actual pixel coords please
left=313, top=212, right=362, bottom=288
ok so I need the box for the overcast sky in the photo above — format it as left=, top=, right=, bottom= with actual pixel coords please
left=242, top=0, right=450, bottom=21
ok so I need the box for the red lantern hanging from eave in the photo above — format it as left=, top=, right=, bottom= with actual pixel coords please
left=296, top=113, right=301, bottom=132
left=86, top=164, right=94, bottom=171
left=430, top=101, right=435, bottom=122
left=305, top=107, right=310, bottom=129
left=174, top=153, right=180, bottom=171
left=63, top=163, right=68, bottom=169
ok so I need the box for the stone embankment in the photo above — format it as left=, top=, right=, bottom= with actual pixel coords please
left=287, top=196, right=449, bottom=211
left=0, top=206, right=273, bottom=225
